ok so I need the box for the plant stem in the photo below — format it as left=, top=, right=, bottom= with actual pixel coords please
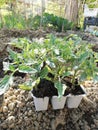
left=72, top=70, right=77, bottom=89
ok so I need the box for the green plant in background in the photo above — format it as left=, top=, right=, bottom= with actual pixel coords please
left=85, top=0, right=98, bottom=8
left=31, top=15, right=41, bottom=29
left=43, top=13, right=74, bottom=31
left=1, top=10, right=35, bottom=29
left=2, top=12, right=27, bottom=29
left=32, top=13, right=74, bottom=31
left=0, top=5, right=73, bottom=30
left=0, top=0, right=6, bottom=7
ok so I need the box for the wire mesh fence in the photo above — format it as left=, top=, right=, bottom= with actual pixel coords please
left=0, top=0, right=67, bottom=30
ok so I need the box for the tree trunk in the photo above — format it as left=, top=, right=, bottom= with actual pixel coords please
left=64, top=0, right=78, bottom=26
left=41, top=0, right=47, bottom=13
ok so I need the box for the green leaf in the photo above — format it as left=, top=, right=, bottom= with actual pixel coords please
left=79, top=72, right=87, bottom=81
left=19, top=84, right=32, bottom=90
left=46, top=60, right=56, bottom=68
left=0, top=75, right=13, bottom=95
left=9, top=64, right=16, bottom=71
left=79, top=52, right=88, bottom=63
left=54, top=49, right=60, bottom=55
left=93, top=74, right=98, bottom=83
left=95, top=32, right=98, bottom=37
left=56, top=57, right=65, bottom=63
left=32, top=78, right=40, bottom=88
left=73, top=66, right=79, bottom=70
left=50, top=34, right=56, bottom=45
left=40, top=66, right=48, bottom=78
left=8, top=48, right=18, bottom=61
left=18, top=64, right=37, bottom=74
left=63, top=71, right=71, bottom=77
left=55, top=81, right=67, bottom=98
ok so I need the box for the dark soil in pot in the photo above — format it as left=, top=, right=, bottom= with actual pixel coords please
left=64, top=83, right=85, bottom=96
left=63, top=77, right=85, bottom=96
left=31, top=78, right=58, bottom=98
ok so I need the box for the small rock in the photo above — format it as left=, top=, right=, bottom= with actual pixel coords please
left=16, top=101, right=25, bottom=108
left=91, top=124, right=96, bottom=128
left=38, top=113, right=42, bottom=121
left=4, top=99, right=10, bottom=106
left=35, top=127, right=39, bottom=130
left=8, top=102, right=15, bottom=111
left=0, top=107, right=3, bottom=112
left=74, top=124, right=80, bottom=130
left=24, top=117, right=31, bottom=125
left=2, top=106, right=8, bottom=113
left=51, top=119, right=56, bottom=130
left=26, top=102, right=31, bottom=107
left=12, top=95, right=17, bottom=100
left=20, top=90, right=25, bottom=95
left=6, top=116, right=15, bottom=124
left=9, top=87, right=14, bottom=91
left=17, top=95, right=22, bottom=100
left=17, top=95, right=25, bottom=102
left=27, top=92, right=32, bottom=101
left=14, top=89, right=20, bottom=95
left=43, top=122, right=46, bottom=127
left=22, top=107, right=27, bottom=112
left=9, top=123, right=15, bottom=128
left=85, top=125, right=91, bottom=130
left=24, top=116, right=28, bottom=121
left=17, top=119, right=22, bottom=124
left=95, top=114, right=98, bottom=120
left=28, top=110, right=32, bottom=116
left=0, top=113, right=4, bottom=117
left=34, top=121, right=39, bottom=127
left=94, top=119, right=98, bottom=127
left=1, top=116, right=5, bottom=120
left=8, top=112, right=14, bottom=117
left=1, top=122, right=7, bottom=129
left=6, top=89, right=14, bottom=96
left=4, top=93, right=10, bottom=98
left=24, top=111, right=28, bottom=116
left=8, top=96, right=14, bottom=101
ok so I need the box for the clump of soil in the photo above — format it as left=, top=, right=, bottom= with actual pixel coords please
left=32, top=78, right=58, bottom=98
left=63, top=77, right=85, bottom=95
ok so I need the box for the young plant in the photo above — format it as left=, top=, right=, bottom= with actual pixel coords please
left=3, top=36, right=67, bottom=98
left=40, top=35, right=68, bottom=97
left=63, top=35, right=98, bottom=91
left=0, top=38, right=39, bottom=93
